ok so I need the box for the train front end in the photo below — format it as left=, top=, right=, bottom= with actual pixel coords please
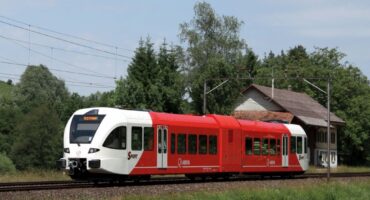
left=57, top=107, right=148, bottom=181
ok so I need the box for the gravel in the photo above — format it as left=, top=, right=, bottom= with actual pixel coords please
left=2, top=177, right=369, bottom=200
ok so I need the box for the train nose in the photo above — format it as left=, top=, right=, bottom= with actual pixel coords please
left=69, top=160, right=78, bottom=168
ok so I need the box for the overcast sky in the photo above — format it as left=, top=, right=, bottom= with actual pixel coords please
left=0, top=0, right=369, bottom=95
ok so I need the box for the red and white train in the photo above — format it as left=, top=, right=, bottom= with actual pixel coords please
left=57, top=107, right=309, bottom=181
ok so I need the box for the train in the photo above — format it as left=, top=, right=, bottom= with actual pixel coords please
left=57, top=107, right=309, bottom=181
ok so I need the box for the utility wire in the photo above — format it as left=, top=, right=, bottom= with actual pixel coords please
left=0, top=15, right=134, bottom=52
left=0, top=33, right=130, bottom=62
left=0, top=19, right=132, bottom=59
left=0, top=72, right=115, bottom=88
left=0, top=60, right=115, bottom=79
left=0, top=34, right=115, bottom=78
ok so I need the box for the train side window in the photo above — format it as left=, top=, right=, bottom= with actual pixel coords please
left=262, top=138, right=269, bottom=155
left=290, top=136, right=296, bottom=153
left=171, top=133, right=176, bottom=154
left=144, top=127, right=154, bottom=151
left=132, top=127, right=142, bottom=151
left=199, top=135, right=207, bottom=154
left=277, top=139, right=281, bottom=155
left=245, top=137, right=252, bottom=155
left=253, top=138, right=261, bottom=155
left=209, top=135, right=217, bottom=154
left=103, top=126, right=126, bottom=149
left=297, top=136, right=303, bottom=154
left=188, top=134, right=197, bottom=154
left=270, top=139, right=276, bottom=155
left=177, top=134, right=186, bottom=154
left=304, top=137, right=307, bottom=154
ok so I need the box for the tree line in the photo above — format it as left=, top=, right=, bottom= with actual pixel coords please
left=0, top=2, right=369, bottom=172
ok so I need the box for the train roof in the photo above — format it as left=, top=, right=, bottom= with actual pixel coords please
left=237, top=119, right=289, bottom=133
left=149, top=112, right=218, bottom=128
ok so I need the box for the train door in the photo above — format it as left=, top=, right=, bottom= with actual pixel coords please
left=282, top=135, right=289, bottom=167
left=157, top=125, right=168, bottom=168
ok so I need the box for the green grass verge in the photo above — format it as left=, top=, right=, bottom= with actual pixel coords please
left=0, top=169, right=70, bottom=182
left=307, top=165, right=370, bottom=174
left=122, top=179, right=370, bottom=200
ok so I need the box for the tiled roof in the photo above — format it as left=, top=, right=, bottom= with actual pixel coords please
left=242, top=84, right=345, bottom=126
left=233, top=111, right=294, bottom=123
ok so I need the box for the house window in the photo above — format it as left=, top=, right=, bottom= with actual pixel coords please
left=331, top=132, right=335, bottom=144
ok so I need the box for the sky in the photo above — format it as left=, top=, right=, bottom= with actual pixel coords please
left=0, top=0, right=369, bottom=95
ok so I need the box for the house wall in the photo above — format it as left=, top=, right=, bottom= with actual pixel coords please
left=234, top=90, right=283, bottom=112
left=314, top=127, right=338, bottom=168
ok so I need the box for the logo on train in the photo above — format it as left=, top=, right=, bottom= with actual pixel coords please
left=128, top=151, right=138, bottom=160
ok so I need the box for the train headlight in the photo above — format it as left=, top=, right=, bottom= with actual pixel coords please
left=63, top=148, right=70, bottom=153
left=88, top=148, right=100, bottom=154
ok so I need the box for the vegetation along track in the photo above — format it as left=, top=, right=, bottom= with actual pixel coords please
left=1, top=172, right=370, bottom=192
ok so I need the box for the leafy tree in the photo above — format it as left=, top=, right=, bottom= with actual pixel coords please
left=255, top=46, right=370, bottom=165
left=15, top=65, right=69, bottom=119
left=179, top=2, right=252, bottom=114
left=10, top=105, right=62, bottom=170
left=115, top=38, right=185, bottom=113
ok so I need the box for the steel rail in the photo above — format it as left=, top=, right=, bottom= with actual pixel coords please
left=1, top=172, right=369, bottom=192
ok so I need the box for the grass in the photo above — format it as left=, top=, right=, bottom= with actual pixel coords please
left=121, top=179, right=370, bottom=200
left=307, top=165, right=370, bottom=174
left=0, top=169, right=70, bottom=183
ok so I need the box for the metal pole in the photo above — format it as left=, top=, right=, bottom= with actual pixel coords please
left=327, top=79, right=331, bottom=181
left=203, top=81, right=207, bottom=115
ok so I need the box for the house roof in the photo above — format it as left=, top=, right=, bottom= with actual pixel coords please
left=233, top=111, right=294, bottom=123
left=242, top=84, right=345, bottom=127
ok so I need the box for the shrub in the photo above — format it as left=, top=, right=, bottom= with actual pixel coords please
left=0, top=153, right=16, bottom=173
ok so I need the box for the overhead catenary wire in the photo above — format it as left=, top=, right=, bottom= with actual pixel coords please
left=0, top=60, right=116, bottom=79
left=0, top=19, right=132, bottom=59
left=0, top=15, right=134, bottom=53
left=0, top=72, right=115, bottom=88
left=0, top=35, right=115, bottom=78
left=0, top=34, right=130, bottom=62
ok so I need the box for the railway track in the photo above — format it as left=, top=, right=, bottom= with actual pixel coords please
left=1, top=172, right=369, bottom=192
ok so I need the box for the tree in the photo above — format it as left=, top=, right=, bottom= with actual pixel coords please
left=255, top=46, right=370, bottom=165
left=179, top=2, right=251, bottom=114
left=15, top=65, right=69, bottom=119
left=115, top=38, right=185, bottom=113
left=156, top=42, right=185, bottom=113
left=10, top=105, right=62, bottom=169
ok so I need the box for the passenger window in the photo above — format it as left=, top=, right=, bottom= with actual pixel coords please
left=132, top=127, right=142, bottom=150
left=103, top=126, right=126, bottom=149
left=290, top=136, right=296, bottom=153
left=270, top=139, right=276, bottom=155
left=177, top=134, right=186, bottom=154
left=253, top=138, right=261, bottom=155
left=304, top=137, right=307, bottom=154
left=199, top=135, right=207, bottom=154
left=144, top=127, right=154, bottom=151
left=297, top=137, right=303, bottom=154
left=262, top=138, right=269, bottom=155
left=277, top=139, right=281, bottom=155
left=209, top=135, right=217, bottom=154
left=171, top=133, right=176, bottom=154
left=245, top=137, right=252, bottom=155
left=188, top=134, right=197, bottom=154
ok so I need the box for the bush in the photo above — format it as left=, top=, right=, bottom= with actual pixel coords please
left=0, top=153, right=16, bottom=173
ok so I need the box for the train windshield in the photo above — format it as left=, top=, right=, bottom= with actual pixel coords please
left=69, top=115, right=105, bottom=144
